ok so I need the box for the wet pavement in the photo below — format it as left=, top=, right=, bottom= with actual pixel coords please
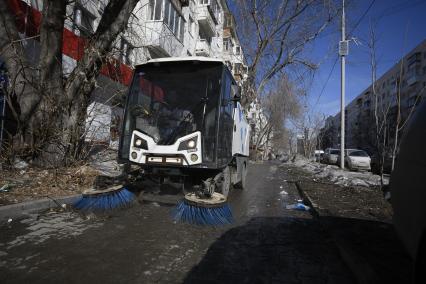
left=0, top=162, right=354, bottom=283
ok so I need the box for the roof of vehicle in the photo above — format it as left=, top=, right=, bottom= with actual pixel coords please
left=136, top=56, right=224, bottom=67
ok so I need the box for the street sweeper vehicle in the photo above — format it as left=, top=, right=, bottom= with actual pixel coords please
left=116, top=57, right=250, bottom=224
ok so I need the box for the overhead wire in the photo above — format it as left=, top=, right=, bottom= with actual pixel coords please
left=312, top=0, right=377, bottom=110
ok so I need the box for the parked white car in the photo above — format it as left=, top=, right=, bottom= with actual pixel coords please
left=323, top=148, right=340, bottom=164
left=343, top=149, right=371, bottom=171
left=314, top=150, right=324, bottom=162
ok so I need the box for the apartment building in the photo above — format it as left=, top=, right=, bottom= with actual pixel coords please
left=320, top=39, right=426, bottom=155
left=0, top=0, right=248, bottom=147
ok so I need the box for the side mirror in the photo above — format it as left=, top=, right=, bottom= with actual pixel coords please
left=231, top=84, right=241, bottom=101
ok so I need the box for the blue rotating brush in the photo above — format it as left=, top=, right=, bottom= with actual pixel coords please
left=172, top=192, right=233, bottom=226
left=73, top=185, right=136, bottom=213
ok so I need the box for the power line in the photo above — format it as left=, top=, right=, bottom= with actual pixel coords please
left=312, top=0, right=377, bottom=110
left=347, top=0, right=377, bottom=37
left=314, top=56, right=338, bottom=107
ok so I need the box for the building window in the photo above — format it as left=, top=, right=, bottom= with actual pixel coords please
left=120, top=38, right=133, bottom=65
left=199, top=0, right=209, bottom=4
left=223, top=38, right=233, bottom=52
left=149, top=0, right=163, bottom=21
left=179, top=17, right=185, bottom=41
left=235, top=46, right=240, bottom=55
left=225, top=14, right=233, bottom=27
left=98, top=1, right=107, bottom=13
left=210, top=0, right=220, bottom=22
left=150, top=0, right=185, bottom=42
left=164, top=0, right=170, bottom=24
left=73, top=5, right=95, bottom=36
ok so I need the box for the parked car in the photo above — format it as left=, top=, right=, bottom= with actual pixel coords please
left=276, top=153, right=289, bottom=163
left=391, top=101, right=426, bottom=282
left=323, top=148, right=340, bottom=164
left=314, top=150, right=324, bottom=162
left=342, top=149, right=371, bottom=171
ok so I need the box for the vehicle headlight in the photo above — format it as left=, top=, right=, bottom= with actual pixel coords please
left=178, top=137, right=198, bottom=151
left=133, top=136, right=148, bottom=149
left=187, top=140, right=196, bottom=148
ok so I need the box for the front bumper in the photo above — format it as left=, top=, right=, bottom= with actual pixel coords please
left=129, top=130, right=202, bottom=167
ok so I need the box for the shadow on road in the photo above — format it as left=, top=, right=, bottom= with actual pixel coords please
left=183, top=216, right=355, bottom=284
left=320, top=216, right=413, bottom=284
left=183, top=216, right=412, bottom=284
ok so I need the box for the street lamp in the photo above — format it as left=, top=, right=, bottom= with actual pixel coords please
left=339, top=0, right=348, bottom=169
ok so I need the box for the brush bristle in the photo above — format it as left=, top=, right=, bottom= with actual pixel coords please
left=172, top=199, right=233, bottom=226
left=73, top=187, right=135, bottom=212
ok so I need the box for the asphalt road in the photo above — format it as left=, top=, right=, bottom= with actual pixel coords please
left=0, top=162, right=354, bottom=284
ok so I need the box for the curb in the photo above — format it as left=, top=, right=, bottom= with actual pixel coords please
left=293, top=181, right=319, bottom=219
left=0, top=194, right=81, bottom=222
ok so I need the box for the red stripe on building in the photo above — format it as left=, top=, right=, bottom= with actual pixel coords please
left=7, top=0, right=133, bottom=86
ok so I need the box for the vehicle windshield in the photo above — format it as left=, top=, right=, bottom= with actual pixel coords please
left=349, top=150, right=369, bottom=157
left=330, top=150, right=340, bottom=155
left=123, top=62, right=221, bottom=140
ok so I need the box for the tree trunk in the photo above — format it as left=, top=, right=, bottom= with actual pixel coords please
left=0, top=0, right=139, bottom=166
left=60, top=0, right=139, bottom=163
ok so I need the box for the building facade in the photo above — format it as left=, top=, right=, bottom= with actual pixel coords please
left=320, top=39, right=426, bottom=156
left=1, top=0, right=248, bottom=148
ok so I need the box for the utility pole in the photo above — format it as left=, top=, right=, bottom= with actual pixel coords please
left=339, top=0, right=348, bottom=169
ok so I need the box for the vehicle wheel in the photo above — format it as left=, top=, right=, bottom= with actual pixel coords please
left=219, top=166, right=231, bottom=197
left=234, top=161, right=247, bottom=190
left=240, top=162, right=247, bottom=190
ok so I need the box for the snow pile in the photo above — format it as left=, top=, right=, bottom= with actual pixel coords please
left=292, top=156, right=388, bottom=187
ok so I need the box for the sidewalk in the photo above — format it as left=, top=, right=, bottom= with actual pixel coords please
left=284, top=162, right=413, bottom=284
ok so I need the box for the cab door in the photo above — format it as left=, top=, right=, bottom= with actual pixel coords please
left=216, top=69, right=234, bottom=167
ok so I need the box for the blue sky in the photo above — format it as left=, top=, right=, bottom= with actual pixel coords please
left=306, top=0, right=426, bottom=117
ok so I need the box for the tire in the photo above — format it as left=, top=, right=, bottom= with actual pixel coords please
left=219, top=166, right=231, bottom=197
left=240, top=162, right=247, bottom=190
left=234, top=161, right=247, bottom=190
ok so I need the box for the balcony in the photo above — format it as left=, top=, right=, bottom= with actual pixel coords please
left=143, top=21, right=183, bottom=58
left=407, top=74, right=418, bottom=86
left=195, top=39, right=211, bottom=56
left=407, top=52, right=421, bottom=66
left=196, top=5, right=217, bottom=37
left=223, top=12, right=236, bottom=38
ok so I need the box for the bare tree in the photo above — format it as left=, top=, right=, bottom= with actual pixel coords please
left=290, top=104, right=325, bottom=159
left=233, top=0, right=339, bottom=105
left=363, top=22, right=426, bottom=176
left=252, top=76, right=301, bottom=159
left=0, top=0, right=139, bottom=166
left=366, top=21, right=392, bottom=184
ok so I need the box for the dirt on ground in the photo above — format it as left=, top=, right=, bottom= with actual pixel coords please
left=282, top=162, right=412, bottom=284
left=0, top=165, right=99, bottom=206
left=283, top=163, right=393, bottom=223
